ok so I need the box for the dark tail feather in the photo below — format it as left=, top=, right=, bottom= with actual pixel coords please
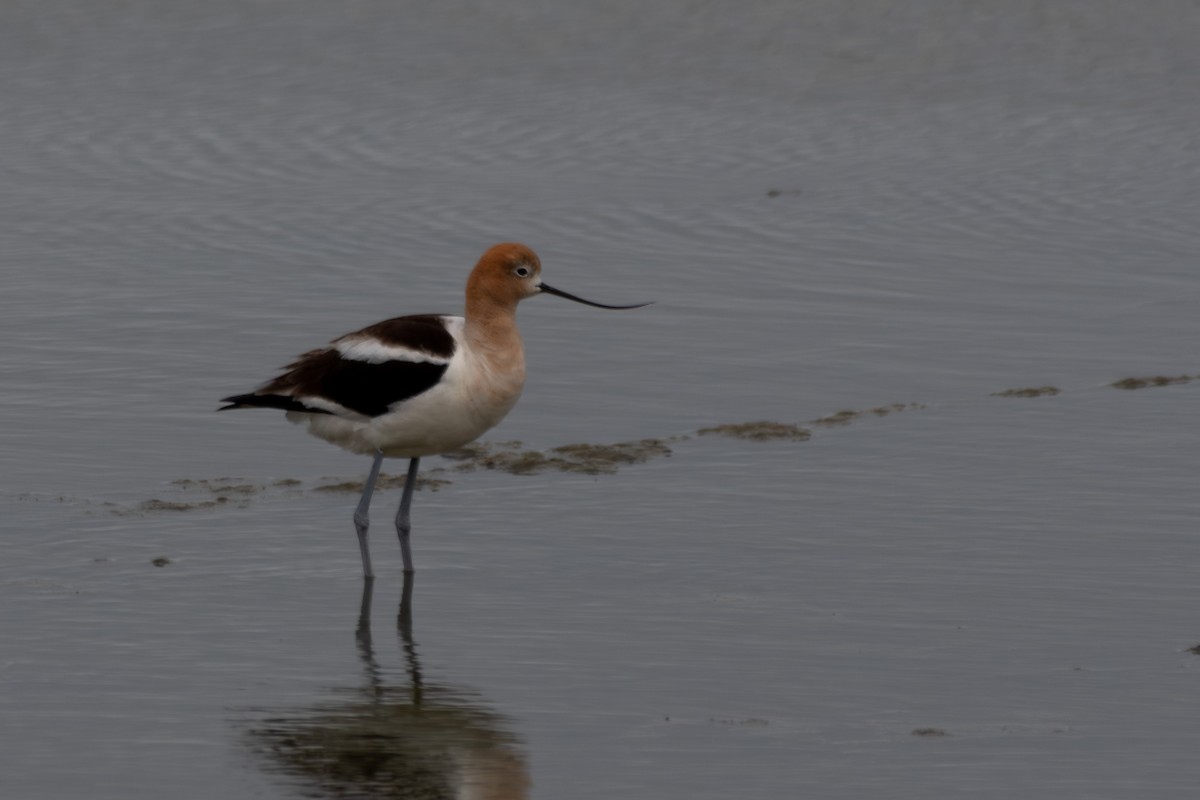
left=218, top=393, right=330, bottom=414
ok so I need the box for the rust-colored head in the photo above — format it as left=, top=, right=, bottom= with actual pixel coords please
left=465, top=242, right=653, bottom=317
left=465, top=243, right=544, bottom=310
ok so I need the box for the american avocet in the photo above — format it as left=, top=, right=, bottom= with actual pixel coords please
left=219, top=242, right=649, bottom=577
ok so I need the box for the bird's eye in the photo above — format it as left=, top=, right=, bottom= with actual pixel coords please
left=515, top=266, right=531, bottom=277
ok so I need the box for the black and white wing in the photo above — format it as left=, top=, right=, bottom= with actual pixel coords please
left=219, top=315, right=460, bottom=418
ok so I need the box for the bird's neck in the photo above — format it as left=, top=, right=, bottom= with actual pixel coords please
left=464, top=299, right=525, bottom=368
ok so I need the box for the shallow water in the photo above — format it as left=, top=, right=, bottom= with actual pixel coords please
left=3, top=1, right=1200, bottom=798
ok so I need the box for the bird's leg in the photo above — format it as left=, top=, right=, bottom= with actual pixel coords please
left=395, top=457, right=420, bottom=573
left=353, top=449, right=385, bottom=578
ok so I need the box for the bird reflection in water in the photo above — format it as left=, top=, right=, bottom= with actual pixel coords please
left=246, top=575, right=529, bottom=799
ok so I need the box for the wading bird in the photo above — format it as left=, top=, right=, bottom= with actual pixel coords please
left=219, top=243, right=649, bottom=576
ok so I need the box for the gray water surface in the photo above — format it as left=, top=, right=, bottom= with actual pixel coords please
left=3, top=1, right=1200, bottom=798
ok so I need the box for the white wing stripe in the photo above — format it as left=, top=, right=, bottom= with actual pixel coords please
left=335, top=337, right=451, bottom=365
left=291, top=395, right=363, bottom=417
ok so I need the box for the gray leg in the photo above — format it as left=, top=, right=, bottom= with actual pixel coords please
left=352, top=449, right=385, bottom=578
left=395, top=457, right=420, bottom=573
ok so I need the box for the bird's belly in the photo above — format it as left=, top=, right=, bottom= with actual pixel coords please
left=371, top=385, right=517, bottom=457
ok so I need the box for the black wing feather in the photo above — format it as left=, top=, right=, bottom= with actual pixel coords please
left=217, top=393, right=331, bottom=414
left=219, top=315, right=456, bottom=418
